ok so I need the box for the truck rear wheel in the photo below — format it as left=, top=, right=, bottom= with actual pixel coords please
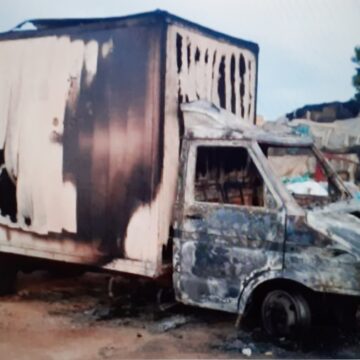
left=0, top=258, right=18, bottom=296
left=261, top=289, right=311, bottom=338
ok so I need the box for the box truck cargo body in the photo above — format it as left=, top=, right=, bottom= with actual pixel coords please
left=0, top=11, right=258, bottom=277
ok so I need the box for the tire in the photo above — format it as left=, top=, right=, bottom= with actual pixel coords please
left=0, top=259, right=18, bottom=296
left=261, top=289, right=311, bottom=338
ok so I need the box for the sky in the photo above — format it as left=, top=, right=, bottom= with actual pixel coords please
left=1, top=0, right=360, bottom=120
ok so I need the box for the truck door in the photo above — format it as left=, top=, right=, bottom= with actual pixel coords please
left=173, top=141, right=285, bottom=313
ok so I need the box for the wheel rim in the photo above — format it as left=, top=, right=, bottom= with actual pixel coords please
left=262, top=290, right=310, bottom=338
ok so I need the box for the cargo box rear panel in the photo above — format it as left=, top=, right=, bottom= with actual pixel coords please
left=0, top=11, right=258, bottom=277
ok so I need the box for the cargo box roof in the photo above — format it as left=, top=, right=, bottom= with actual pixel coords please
left=1, top=9, right=259, bottom=54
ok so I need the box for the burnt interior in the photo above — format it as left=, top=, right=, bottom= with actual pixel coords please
left=194, top=146, right=264, bottom=206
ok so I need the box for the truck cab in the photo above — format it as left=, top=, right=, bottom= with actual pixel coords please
left=173, top=101, right=360, bottom=337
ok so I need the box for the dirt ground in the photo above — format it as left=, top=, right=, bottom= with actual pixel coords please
left=0, top=272, right=360, bottom=360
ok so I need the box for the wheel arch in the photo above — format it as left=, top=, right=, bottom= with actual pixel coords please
left=238, top=271, right=315, bottom=317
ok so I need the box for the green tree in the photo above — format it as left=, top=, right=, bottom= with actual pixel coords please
left=352, top=46, right=360, bottom=103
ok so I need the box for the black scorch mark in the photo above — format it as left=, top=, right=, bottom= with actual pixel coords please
left=218, top=56, right=226, bottom=109
left=187, top=42, right=191, bottom=68
left=248, top=60, right=252, bottom=118
left=239, top=54, right=246, bottom=118
left=63, top=26, right=164, bottom=259
left=177, top=84, right=185, bottom=148
left=176, top=33, right=182, bottom=74
left=0, top=150, right=17, bottom=223
left=212, top=51, right=217, bottom=82
left=230, top=54, right=236, bottom=114
left=195, top=47, right=200, bottom=63
left=204, top=49, right=209, bottom=64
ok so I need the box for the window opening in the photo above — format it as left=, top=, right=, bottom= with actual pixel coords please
left=194, top=146, right=265, bottom=207
left=263, top=145, right=347, bottom=209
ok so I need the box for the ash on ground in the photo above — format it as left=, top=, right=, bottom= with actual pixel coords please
left=2, top=272, right=360, bottom=359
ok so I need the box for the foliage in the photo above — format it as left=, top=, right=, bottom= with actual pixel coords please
left=352, top=46, right=360, bottom=103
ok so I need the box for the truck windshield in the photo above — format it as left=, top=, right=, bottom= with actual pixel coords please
left=262, top=145, right=348, bottom=209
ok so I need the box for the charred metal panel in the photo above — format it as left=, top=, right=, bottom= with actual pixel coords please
left=174, top=206, right=285, bottom=312
left=173, top=141, right=285, bottom=312
left=287, top=203, right=360, bottom=294
left=238, top=201, right=360, bottom=312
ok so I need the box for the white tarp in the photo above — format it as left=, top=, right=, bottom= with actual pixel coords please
left=264, top=117, right=360, bottom=152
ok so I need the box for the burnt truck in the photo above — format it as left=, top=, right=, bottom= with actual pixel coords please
left=0, top=10, right=360, bottom=337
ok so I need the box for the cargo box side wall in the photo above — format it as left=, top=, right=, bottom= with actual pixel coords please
left=0, top=22, right=169, bottom=277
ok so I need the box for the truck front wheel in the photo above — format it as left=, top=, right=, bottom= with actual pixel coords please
left=261, top=289, right=311, bottom=338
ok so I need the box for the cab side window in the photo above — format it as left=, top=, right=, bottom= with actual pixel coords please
left=194, top=146, right=265, bottom=207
